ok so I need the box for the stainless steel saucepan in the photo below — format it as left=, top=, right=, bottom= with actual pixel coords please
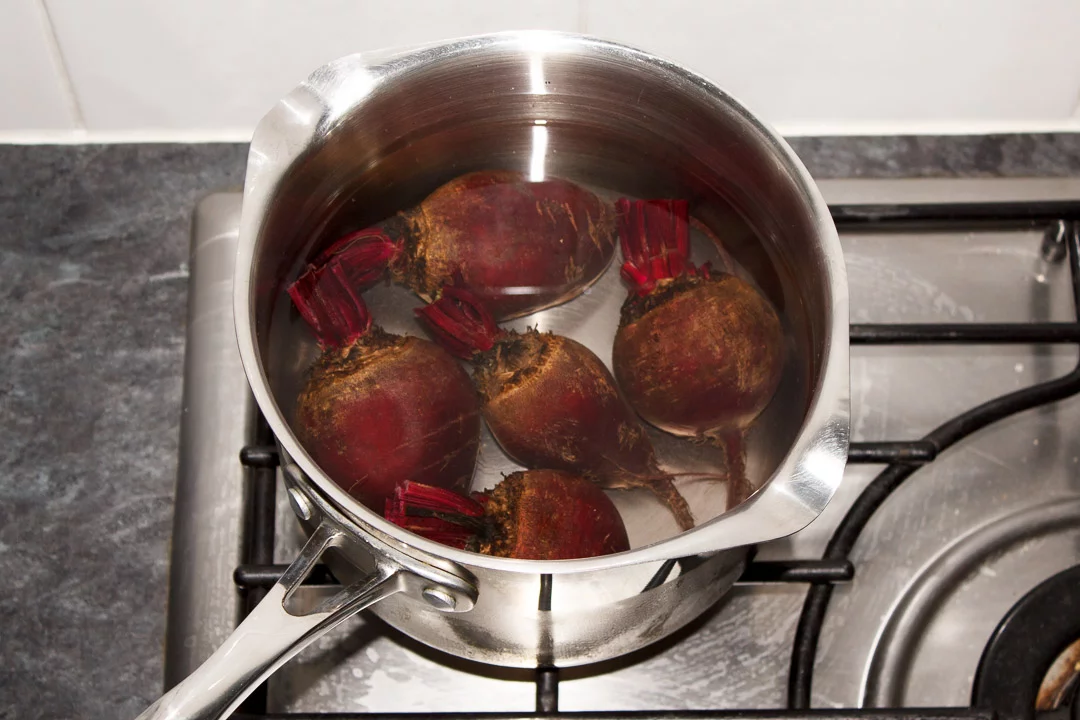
left=138, top=31, right=848, bottom=720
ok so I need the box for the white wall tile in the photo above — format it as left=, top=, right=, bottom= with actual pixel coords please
left=19, top=0, right=1080, bottom=136
left=583, top=0, right=1080, bottom=129
left=44, top=0, right=581, bottom=132
left=0, top=0, right=76, bottom=130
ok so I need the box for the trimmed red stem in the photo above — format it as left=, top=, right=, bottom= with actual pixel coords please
left=617, top=199, right=691, bottom=295
left=415, top=285, right=505, bottom=359
left=384, top=481, right=487, bottom=549
left=287, top=256, right=373, bottom=349
left=689, top=216, right=736, bottom=276
left=313, top=228, right=401, bottom=287
left=287, top=227, right=398, bottom=349
left=392, top=479, right=485, bottom=517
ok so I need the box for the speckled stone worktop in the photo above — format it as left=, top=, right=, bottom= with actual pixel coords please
left=2, top=136, right=1080, bottom=720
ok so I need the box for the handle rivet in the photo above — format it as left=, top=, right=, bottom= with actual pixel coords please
left=422, top=586, right=457, bottom=611
left=287, top=487, right=314, bottom=521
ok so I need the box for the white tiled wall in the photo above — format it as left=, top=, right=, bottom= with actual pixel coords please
left=584, top=0, right=1080, bottom=132
left=44, top=0, right=579, bottom=134
left=0, top=0, right=75, bottom=130
left=3, top=0, right=1080, bottom=139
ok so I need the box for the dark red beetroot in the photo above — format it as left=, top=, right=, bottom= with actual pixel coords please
left=311, top=170, right=617, bottom=321
left=287, top=256, right=482, bottom=514
left=385, top=471, right=630, bottom=560
left=417, top=286, right=695, bottom=530
left=612, top=199, right=785, bottom=506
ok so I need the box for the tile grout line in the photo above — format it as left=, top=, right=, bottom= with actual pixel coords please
left=34, top=0, right=86, bottom=132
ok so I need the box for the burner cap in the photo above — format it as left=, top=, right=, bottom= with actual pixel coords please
left=973, top=565, right=1080, bottom=720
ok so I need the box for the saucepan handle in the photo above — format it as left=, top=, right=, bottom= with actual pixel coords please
left=135, top=524, right=405, bottom=720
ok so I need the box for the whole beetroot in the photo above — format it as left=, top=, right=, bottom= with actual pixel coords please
left=385, top=471, right=630, bottom=560
left=612, top=199, right=785, bottom=507
left=417, top=286, right=695, bottom=530
left=311, top=170, right=617, bottom=320
left=287, top=256, right=481, bottom=514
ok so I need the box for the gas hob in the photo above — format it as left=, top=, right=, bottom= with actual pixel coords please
left=165, top=178, right=1080, bottom=719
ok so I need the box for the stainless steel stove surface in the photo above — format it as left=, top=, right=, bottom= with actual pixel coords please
left=166, top=178, right=1080, bottom=717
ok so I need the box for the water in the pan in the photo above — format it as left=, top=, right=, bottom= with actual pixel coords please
left=262, top=127, right=810, bottom=551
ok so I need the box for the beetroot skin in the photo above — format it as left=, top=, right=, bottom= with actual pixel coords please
left=612, top=199, right=784, bottom=505
left=385, top=471, right=630, bottom=560
left=310, top=171, right=617, bottom=321
left=287, top=255, right=481, bottom=514
left=418, top=286, right=695, bottom=530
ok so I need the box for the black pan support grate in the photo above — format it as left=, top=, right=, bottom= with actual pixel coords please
left=231, top=203, right=1080, bottom=720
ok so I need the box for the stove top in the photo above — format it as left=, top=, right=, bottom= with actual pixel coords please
left=166, top=178, right=1080, bottom=719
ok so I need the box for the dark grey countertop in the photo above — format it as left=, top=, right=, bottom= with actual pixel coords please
left=2, top=136, right=1079, bottom=720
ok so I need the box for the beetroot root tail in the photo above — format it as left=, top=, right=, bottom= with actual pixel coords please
left=719, top=433, right=751, bottom=512
left=646, top=477, right=696, bottom=531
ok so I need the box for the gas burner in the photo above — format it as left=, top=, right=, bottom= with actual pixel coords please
left=860, top=500, right=1080, bottom=707
left=974, top=565, right=1080, bottom=720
